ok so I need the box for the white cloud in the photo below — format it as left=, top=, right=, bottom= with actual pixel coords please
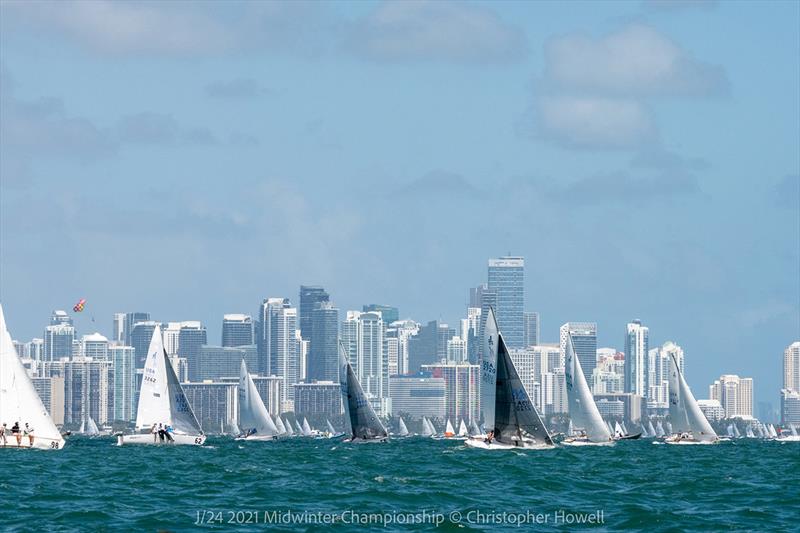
left=346, top=0, right=527, bottom=64
left=536, top=97, right=658, bottom=149
left=544, top=24, right=728, bottom=97
left=3, top=0, right=234, bottom=55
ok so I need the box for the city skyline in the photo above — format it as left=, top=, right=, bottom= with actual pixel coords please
left=1, top=1, right=798, bottom=418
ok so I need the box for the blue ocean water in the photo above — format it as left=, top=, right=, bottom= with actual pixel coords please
left=1, top=436, right=797, bottom=531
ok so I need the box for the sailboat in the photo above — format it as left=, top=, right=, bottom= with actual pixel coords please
left=562, top=333, right=612, bottom=446
left=777, top=424, right=800, bottom=442
left=236, top=360, right=279, bottom=441
left=396, top=417, right=409, bottom=437
left=118, top=325, right=205, bottom=445
left=457, top=420, right=469, bottom=438
left=420, top=417, right=434, bottom=437
left=606, top=421, right=614, bottom=435
left=466, top=308, right=553, bottom=450
left=732, top=424, right=741, bottom=438
left=621, top=421, right=628, bottom=434
left=302, top=418, right=316, bottom=437
left=640, top=423, right=650, bottom=438
left=664, top=421, right=673, bottom=435
left=647, top=420, right=657, bottom=437
left=283, top=417, right=295, bottom=437
left=79, top=415, right=103, bottom=437
left=325, top=419, right=344, bottom=438
left=339, top=342, right=389, bottom=443
left=469, top=419, right=482, bottom=437
left=274, top=414, right=287, bottom=435
left=443, top=419, right=456, bottom=438
left=655, top=420, right=665, bottom=438
left=0, top=304, right=65, bottom=450
left=293, top=419, right=304, bottom=436
left=664, top=351, right=717, bottom=445
left=769, top=424, right=779, bottom=438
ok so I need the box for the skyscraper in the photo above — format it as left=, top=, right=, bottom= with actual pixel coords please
left=130, top=321, right=158, bottom=368
left=221, top=314, right=253, bottom=347
left=299, top=285, right=330, bottom=341
left=50, top=310, right=73, bottom=326
left=341, top=311, right=389, bottom=416
left=523, top=311, right=540, bottom=347
left=308, top=301, right=339, bottom=382
left=43, top=322, right=75, bottom=361
left=110, top=345, right=136, bottom=422
left=81, top=333, right=109, bottom=360
left=123, top=312, right=150, bottom=346
left=408, top=320, right=451, bottom=373
left=261, top=299, right=298, bottom=409
left=178, top=321, right=207, bottom=381
left=624, top=320, right=649, bottom=399
left=362, top=304, right=399, bottom=325
left=709, top=374, right=754, bottom=419
left=784, top=341, right=800, bottom=392
left=487, top=256, right=524, bottom=348
left=112, top=313, right=125, bottom=343
left=559, top=322, right=597, bottom=378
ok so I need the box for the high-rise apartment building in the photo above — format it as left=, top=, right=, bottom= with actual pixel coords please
left=341, top=311, right=389, bottom=416
left=523, top=311, right=540, bottom=348
left=222, top=314, right=253, bottom=347
left=130, top=321, right=158, bottom=368
left=487, top=256, right=524, bottom=348
left=110, top=345, right=136, bottom=422
left=784, top=341, right=800, bottom=392
left=123, top=312, right=150, bottom=346
left=624, top=320, right=649, bottom=399
left=560, top=323, right=597, bottom=378
left=308, top=301, right=339, bottom=382
left=362, top=304, right=399, bottom=325
left=709, top=375, right=754, bottom=419
left=43, top=321, right=75, bottom=362
left=299, top=286, right=330, bottom=341
left=178, top=321, right=207, bottom=381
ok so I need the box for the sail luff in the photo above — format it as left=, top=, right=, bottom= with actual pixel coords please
left=671, top=352, right=716, bottom=441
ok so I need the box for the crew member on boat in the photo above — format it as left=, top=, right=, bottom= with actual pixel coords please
left=24, top=423, right=34, bottom=446
left=11, top=422, right=21, bottom=446
left=0, top=423, right=6, bottom=446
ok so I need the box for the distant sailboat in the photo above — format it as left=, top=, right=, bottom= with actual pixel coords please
left=302, top=418, right=315, bottom=437
left=647, top=420, right=657, bottom=437
left=118, top=325, right=205, bottom=446
left=325, top=419, right=343, bottom=438
left=236, top=360, right=279, bottom=441
left=457, top=420, right=469, bottom=438
left=745, top=425, right=755, bottom=438
left=655, top=420, right=665, bottom=438
left=778, top=424, right=800, bottom=442
left=283, top=417, right=295, bottom=436
left=640, top=423, right=650, bottom=438
left=444, top=419, right=456, bottom=438
left=466, top=308, right=553, bottom=450
left=0, top=304, right=65, bottom=450
left=563, top=333, right=612, bottom=446
left=274, top=415, right=287, bottom=435
left=397, top=417, right=409, bottom=437
left=420, top=417, right=434, bottom=437
left=606, top=421, right=614, bottom=434
left=293, top=419, right=304, bottom=435
left=733, top=424, right=741, bottom=438
left=80, top=416, right=100, bottom=437
left=613, top=422, right=624, bottom=439
left=469, top=419, right=481, bottom=437
left=665, top=421, right=673, bottom=435
left=621, top=421, right=628, bottom=435
left=665, top=351, right=717, bottom=445
left=339, top=342, right=388, bottom=443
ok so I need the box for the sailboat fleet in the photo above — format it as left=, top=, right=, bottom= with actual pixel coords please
left=1, top=303, right=797, bottom=451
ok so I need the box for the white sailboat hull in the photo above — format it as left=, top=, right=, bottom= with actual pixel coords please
left=464, top=437, right=553, bottom=450
left=777, top=435, right=800, bottom=442
left=663, top=435, right=717, bottom=445
left=235, top=435, right=279, bottom=442
left=117, top=433, right=206, bottom=446
left=1, top=436, right=65, bottom=450
left=562, top=438, right=615, bottom=447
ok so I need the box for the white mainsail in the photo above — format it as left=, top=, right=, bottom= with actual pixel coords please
left=397, top=417, right=409, bottom=437
left=327, top=419, right=338, bottom=435
left=655, top=420, right=665, bottom=438
left=613, top=421, right=624, bottom=438
left=302, top=418, right=313, bottom=436
left=469, top=419, right=481, bottom=437
left=665, top=421, right=673, bottom=435
left=733, top=424, right=741, bottom=438
left=421, top=417, right=433, bottom=437
left=621, top=421, right=628, bottom=434
left=647, top=420, right=657, bottom=437
left=274, top=414, right=286, bottom=435
left=135, top=325, right=203, bottom=436
left=726, top=424, right=735, bottom=438
left=283, top=417, right=295, bottom=436
left=479, top=307, right=500, bottom=432
left=238, top=359, right=278, bottom=438
left=0, top=304, right=65, bottom=450
left=565, top=333, right=610, bottom=442
left=444, top=419, right=455, bottom=436
left=606, top=421, right=614, bottom=434
left=294, top=419, right=304, bottom=435
left=458, top=420, right=468, bottom=437
left=640, top=423, right=649, bottom=438
left=86, top=416, right=100, bottom=436
left=668, top=351, right=716, bottom=442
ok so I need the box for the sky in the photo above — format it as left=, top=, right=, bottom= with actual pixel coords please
left=1, top=0, right=798, bottom=405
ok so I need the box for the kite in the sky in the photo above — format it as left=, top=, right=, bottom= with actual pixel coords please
left=73, top=299, right=86, bottom=312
